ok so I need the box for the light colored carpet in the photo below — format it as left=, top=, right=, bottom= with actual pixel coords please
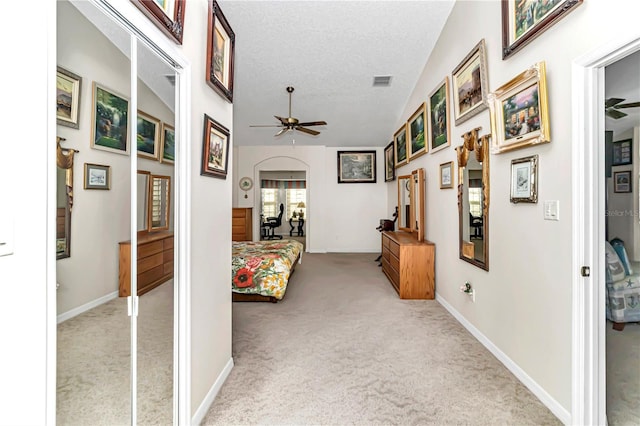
left=202, top=253, right=561, bottom=425
left=607, top=321, right=640, bottom=425
left=57, top=280, right=173, bottom=426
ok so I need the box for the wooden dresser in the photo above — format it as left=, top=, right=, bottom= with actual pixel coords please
left=381, top=231, right=435, bottom=299
left=232, top=207, right=253, bottom=241
left=119, top=230, right=174, bottom=297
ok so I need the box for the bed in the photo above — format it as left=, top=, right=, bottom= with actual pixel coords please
left=232, top=239, right=303, bottom=303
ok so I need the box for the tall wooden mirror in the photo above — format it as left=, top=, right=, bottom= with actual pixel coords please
left=397, top=168, right=425, bottom=241
left=56, top=138, right=76, bottom=260
left=457, top=129, right=490, bottom=270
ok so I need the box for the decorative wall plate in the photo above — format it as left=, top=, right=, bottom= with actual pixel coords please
left=239, top=176, right=253, bottom=191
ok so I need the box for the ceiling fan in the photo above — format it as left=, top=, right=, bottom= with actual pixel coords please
left=250, top=86, right=327, bottom=136
left=605, top=97, right=640, bottom=119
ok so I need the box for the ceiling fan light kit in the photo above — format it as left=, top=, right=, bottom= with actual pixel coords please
left=250, top=86, right=327, bottom=137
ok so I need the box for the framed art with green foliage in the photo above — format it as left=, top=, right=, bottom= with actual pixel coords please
left=161, top=123, right=175, bottom=164
left=394, top=124, right=408, bottom=168
left=136, top=110, right=161, bottom=160
left=91, top=82, right=129, bottom=155
left=427, top=77, right=450, bottom=154
left=407, top=102, right=427, bottom=161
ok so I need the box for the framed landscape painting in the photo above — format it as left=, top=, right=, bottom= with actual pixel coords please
left=206, top=0, right=235, bottom=102
left=56, top=66, right=82, bottom=129
left=337, top=151, right=377, bottom=184
left=384, top=141, right=395, bottom=182
left=161, top=123, right=175, bottom=164
left=451, top=39, right=489, bottom=125
left=427, top=77, right=450, bottom=154
left=394, top=124, right=408, bottom=168
left=407, top=103, right=427, bottom=161
left=201, top=114, right=230, bottom=179
left=131, top=0, right=186, bottom=44
left=91, top=82, right=129, bottom=155
left=136, top=110, right=161, bottom=160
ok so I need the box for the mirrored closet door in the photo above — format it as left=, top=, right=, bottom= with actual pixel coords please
left=56, top=1, right=179, bottom=424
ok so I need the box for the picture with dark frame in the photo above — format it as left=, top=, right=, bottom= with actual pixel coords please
left=201, top=114, right=230, bottom=179
left=612, top=139, right=632, bottom=166
left=131, top=0, right=186, bottom=44
left=613, top=171, right=631, bottom=193
left=206, top=0, right=235, bottom=102
left=337, top=151, right=376, bottom=183
left=384, top=141, right=395, bottom=182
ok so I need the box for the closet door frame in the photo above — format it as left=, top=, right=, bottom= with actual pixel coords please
left=47, top=1, right=192, bottom=424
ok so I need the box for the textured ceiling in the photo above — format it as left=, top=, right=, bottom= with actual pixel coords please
left=220, top=0, right=455, bottom=147
left=605, top=49, right=640, bottom=137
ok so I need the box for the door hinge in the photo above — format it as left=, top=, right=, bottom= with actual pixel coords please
left=581, top=266, right=591, bottom=277
left=127, top=295, right=139, bottom=316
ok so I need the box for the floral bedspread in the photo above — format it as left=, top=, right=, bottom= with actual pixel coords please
left=232, top=239, right=303, bottom=299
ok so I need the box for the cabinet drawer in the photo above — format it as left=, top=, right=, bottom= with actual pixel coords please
left=232, top=209, right=246, bottom=218
left=382, top=235, right=390, bottom=249
left=382, top=259, right=399, bottom=291
left=163, top=249, right=174, bottom=263
left=139, top=240, right=163, bottom=258
left=139, top=265, right=163, bottom=287
left=164, top=261, right=174, bottom=276
left=388, top=240, right=400, bottom=258
left=382, top=248, right=390, bottom=262
left=163, top=237, right=174, bottom=250
left=389, top=252, right=400, bottom=272
left=138, top=252, right=163, bottom=274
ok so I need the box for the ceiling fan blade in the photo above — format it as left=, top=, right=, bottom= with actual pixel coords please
left=274, top=115, right=289, bottom=125
left=297, top=120, right=327, bottom=127
left=606, top=108, right=628, bottom=119
left=274, top=128, right=290, bottom=137
left=605, top=97, right=625, bottom=108
left=296, top=126, right=320, bottom=136
left=616, top=102, right=640, bottom=108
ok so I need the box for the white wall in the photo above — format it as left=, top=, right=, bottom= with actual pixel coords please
left=234, top=145, right=387, bottom=253
left=56, top=1, right=176, bottom=315
left=393, top=0, right=640, bottom=417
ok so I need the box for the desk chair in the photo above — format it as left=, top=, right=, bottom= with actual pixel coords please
left=263, top=204, right=284, bottom=240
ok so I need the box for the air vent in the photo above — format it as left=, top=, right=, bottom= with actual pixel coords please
left=373, top=75, right=392, bottom=87
left=165, top=74, right=176, bottom=86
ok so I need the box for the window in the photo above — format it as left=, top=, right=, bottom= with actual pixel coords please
left=286, top=189, right=306, bottom=219
left=469, top=188, right=482, bottom=217
left=261, top=188, right=277, bottom=218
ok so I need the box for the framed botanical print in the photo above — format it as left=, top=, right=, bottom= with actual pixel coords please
left=161, top=123, right=175, bottom=164
left=206, top=0, right=235, bottom=103
left=56, top=66, right=82, bottom=129
left=84, top=163, right=111, bottom=190
left=384, top=141, right=395, bottom=182
left=451, top=39, right=489, bottom=125
left=337, top=151, right=377, bottom=184
left=427, top=77, right=451, bottom=154
left=439, top=161, right=453, bottom=189
left=510, top=155, right=538, bottom=203
left=488, top=61, right=550, bottom=154
left=91, top=82, right=130, bottom=155
left=201, top=114, right=230, bottom=179
left=407, top=103, right=427, bottom=160
left=394, top=124, right=408, bottom=168
left=136, top=110, right=161, bottom=160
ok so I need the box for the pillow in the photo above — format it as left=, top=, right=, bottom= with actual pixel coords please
left=605, top=241, right=626, bottom=283
left=610, top=238, right=633, bottom=275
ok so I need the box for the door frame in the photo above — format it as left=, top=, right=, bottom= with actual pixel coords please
left=47, top=1, right=192, bottom=424
left=571, top=34, right=640, bottom=425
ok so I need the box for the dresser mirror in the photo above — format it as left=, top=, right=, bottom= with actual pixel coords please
left=56, top=139, right=76, bottom=260
left=148, top=174, right=171, bottom=231
left=457, top=129, right=490, bottom=270
left=397, top=168, right=425, bottom=241
left=137, top=170, right=150, bottom=232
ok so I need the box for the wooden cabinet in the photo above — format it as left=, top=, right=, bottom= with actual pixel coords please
left=119, top=230, right=174, bottom=297
left=381, top=231, right=435, bottom=299
left=232, top=207, right=253, bottom=241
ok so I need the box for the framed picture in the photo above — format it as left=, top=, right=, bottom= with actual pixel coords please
left=502, top=0, right=583, bottom=60
left=136, top=110, right=161, bottom=160
left=206, top=0, right=235, bottom=103
left=510, top=155, right=538, bottom=203
left=337, top=151, right=376, bottom=184
left=56, top=66, right=82, bottom=129
left=427, top=77, right=451, bottom=154
left=84, top=163, right=111, bottom=190
left=91, top=82, right=129, bottom=155
left=451, top=39, right=489, bottom=125
left=613, top=171, right=632, bottom=193
left=407, top=103, right=427, bottom=160
left=384, top=141, right=395, bottom=182
left=201, top=114, right=230, bottom=179
left=488, top=61, right=550, bottom=154
left=394, top=124, right=408, bottom=168
left=131, top=0, right=186, bottom=44
left=161, top=123, right=175, bottom=164
left=439, top=161, right=453, bottom=189
left=612, top=139, right=632, bottom=166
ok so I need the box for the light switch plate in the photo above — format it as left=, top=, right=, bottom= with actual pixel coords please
left=0, top=214, right=14, bottom=256
left=544, top=200, right=559, bottom=221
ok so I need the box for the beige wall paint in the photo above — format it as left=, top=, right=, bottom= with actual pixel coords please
left=393, top=0, right=640, bottom=415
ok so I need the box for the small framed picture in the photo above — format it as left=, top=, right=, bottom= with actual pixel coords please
left=489, top=61, right=550, bottom=154
left=56, top=66, right=82, bottom=129
left=427, top=77, right=451, bottom=154
left=161, top=123, right=175, bottom=164
left=206, top=0, right=235, bottom=102
left=394, top=124, right=408, bottom=168
left=510, top=155, right=538, bottom=203
left=613, top=171, right=631, bottom=193
left=84, top=163, right=111, bottom=190
left=612, top=139, right=632, bottom=166
left=337, top=150, right=376, bottom=184
left=440, top=161, right=453, bottom=189
left=407, top=103, right=427, bottom=160
left=136, top=110, right=161, bottom=160
left=201, top=114, right=230, bottom=179
left=384, top=141, right=395, bottom=182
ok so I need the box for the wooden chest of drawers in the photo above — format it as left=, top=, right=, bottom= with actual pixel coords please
left=381, top=231, right=435, bottom=299
left=232, top=207, right=253, bottom=241
left=119, top=230, right=174, bottom=297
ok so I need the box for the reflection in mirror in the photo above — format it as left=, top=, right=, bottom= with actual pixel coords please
left=148, top=174, right=171, bottom=231
left=457, top=129, right=490, bottom=270
left=56, top=138, right=76, bottom=259
left=397, top=168, right=425, bottom=241
left=398, top=175, right=412, bottom=231
left=138, top=170, right=150, bottom=231
left=412, top=168, right=425, bottom=242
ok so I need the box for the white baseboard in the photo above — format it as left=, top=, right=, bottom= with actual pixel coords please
left=325, top=248, right=380, bottom=253
left=57, top=291, right=119, bottom=324
left=436, top=294, right=571, bottom=425
left=191, top=357, right=234, bottom=426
